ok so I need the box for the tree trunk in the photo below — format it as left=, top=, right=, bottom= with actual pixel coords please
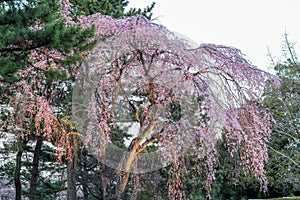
left=81, top=151, right=89, bottom=200
left=14, top=150, right=23, bottom=200
left=82, top=178, right=89, bottom=200
left=118, top=120, right=157, bottom=197
left=67, top=136, right=78, bottom=200
left=28, top=136, right=43, bottom=200
left=119, top=154, right=135, bottom=194
left=67, top=157, right=77, bottom=200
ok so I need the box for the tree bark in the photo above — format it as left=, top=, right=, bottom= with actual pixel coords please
left=67, top=136, right=78, bottom=200
left=14, top=150, right=23, bottom=200
left=67, top=158, right=77, bottom=200
left=28, top=136, right=43, bottom=200
left=118, top=120, right=157, bottom=197
left=81, top=151, right=89, bottom=200
left=82, top=176, right=89, bottom=200
left=119, top=151, right=137, bottom=195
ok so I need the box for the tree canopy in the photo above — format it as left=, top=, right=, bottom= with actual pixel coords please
left=69, top=0, right=155, bottom=19
left=0, top=0, right=156, bottom=199
left=73, top=11, right=280, bottom=198
left=0, top=0, right=287, bottom=199
left=0, top=0, right=95, bottom=84
left=263, top=33, right=300, bottom=197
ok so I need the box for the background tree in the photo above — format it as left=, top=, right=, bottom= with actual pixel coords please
left=1, top=0, right=156, bottom=199
left=0, top=0, right=94, bottom=199
left=263, top=32, right=300, bottom=197
left=0, top=0, right=94, bottom=84
left=200, top=32, right=300, bottom=200
left=69, top=0, right=155, bottom=19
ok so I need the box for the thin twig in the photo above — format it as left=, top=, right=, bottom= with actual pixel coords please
left=268, top=145, right=300, bottom=168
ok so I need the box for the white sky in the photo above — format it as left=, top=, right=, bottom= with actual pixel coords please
left=127, top=0, right=300, bottom=71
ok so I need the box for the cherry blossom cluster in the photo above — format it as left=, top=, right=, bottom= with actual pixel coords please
left=0, top=0, right=281, bottom=197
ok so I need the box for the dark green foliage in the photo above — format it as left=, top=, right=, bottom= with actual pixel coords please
left=110, top=125, right=131, bottom=149
left=0, top=0, right=94, bottom=199
left=69, top=0, right=155, bottom=19
left=196, top=34, right=300, bottom=200
left=125, top=1, right=155, bottom=20
left=210, top=138, right=263, bottom=200
left=0, top=0, right=157, bottom=199
left=0, top=0, right=95, bottom=83
left=167, top=101, right=182, bottom=122
left=263, top=33, right=300, bottom=198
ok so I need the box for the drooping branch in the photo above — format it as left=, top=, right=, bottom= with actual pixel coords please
left=73, top=11, right=281, bottom=198
left=268, top=145, right=300, bottom=169
left=273, top=128, right=300, bottom=144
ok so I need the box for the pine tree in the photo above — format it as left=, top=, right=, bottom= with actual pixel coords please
left=0, top=0, right=95, bottom=84
left=69, top=0, right=155, bottom=19
left=0, top=1, right=95, bottom=199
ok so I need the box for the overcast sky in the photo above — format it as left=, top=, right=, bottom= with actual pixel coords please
left=127, top=0, right=300, bottom=72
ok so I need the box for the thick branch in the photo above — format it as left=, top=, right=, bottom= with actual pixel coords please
left=0, top=41, right=47, bottom=54
left=118, top=119, right=157, bottom=195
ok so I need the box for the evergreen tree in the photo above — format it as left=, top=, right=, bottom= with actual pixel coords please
left=69, top=0, right=155, bottom=19
left=0, top=0, right=95, bottom=84
left=1, top=1, right=156, bottom=199
left=0, top=0, right=95, bottom=199
left=263, top=32, right=300, bottom=197
left=202, top=33, right=300, bottom=199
